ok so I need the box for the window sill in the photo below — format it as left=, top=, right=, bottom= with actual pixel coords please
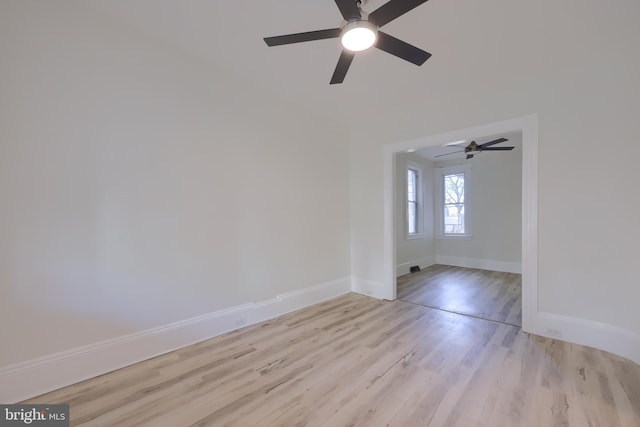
left=436, top=234, right=473, bottom=241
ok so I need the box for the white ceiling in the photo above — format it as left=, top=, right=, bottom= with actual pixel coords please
left=83, top=0, right=468, bottom=126
left=82, top=0, right=569, bottom=145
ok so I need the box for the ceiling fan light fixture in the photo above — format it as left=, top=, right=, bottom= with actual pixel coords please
left=341, top=21, right=377, bottom=52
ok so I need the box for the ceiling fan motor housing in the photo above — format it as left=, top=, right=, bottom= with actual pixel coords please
left=465, top=142, right=480, bottom=153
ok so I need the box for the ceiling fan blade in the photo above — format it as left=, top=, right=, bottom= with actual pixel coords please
left=445, top=140, right=468, bottom=146
left=264, top=28, right=341, bottom=46
left=330, top=50, right=355, bottom=85
left=335, top=0, right=361, bottom=20
left=434, top=150, right=464, bottom=158
left=481, top=146, right=515, bottom=151
left=369, top=0, right=430, bottom=28
left=466, top=154, right=474, bottom=159
left=375, top=31, right=431, bottom=66
left=479, top=137, right=508, bottom=148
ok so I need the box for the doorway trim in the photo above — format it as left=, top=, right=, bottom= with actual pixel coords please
left=383, top=114, right=538, bottom=333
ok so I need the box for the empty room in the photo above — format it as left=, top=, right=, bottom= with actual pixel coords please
left=394, top=132, right=523, bottom=327
left=1, top=0, right=639, bottom=426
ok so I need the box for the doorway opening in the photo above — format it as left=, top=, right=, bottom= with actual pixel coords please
left=382, top=115, right=538, bottom=333
left=395, top=131, right=522, bottom=326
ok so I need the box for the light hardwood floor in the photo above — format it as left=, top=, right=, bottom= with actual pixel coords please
left=25, top=294, right=639, bottom=426
left=398, top=265, right=522, bottom=326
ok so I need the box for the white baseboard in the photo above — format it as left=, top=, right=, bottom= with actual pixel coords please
left=396, top=256, right=436, bottom=277
left=436, top=255, right=522, bottom=274
left=0, top=277, right=351, bottom=404
left=351, top=277, right=386, bottom=300
left=530, top=311, right=640, bottom=365
left=432, top=257, right=639, bottom=364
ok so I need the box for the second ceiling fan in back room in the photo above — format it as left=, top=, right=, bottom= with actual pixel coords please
left=435, top=138, right=515, bottom=160
left=263, top=0, right=432, bottom=84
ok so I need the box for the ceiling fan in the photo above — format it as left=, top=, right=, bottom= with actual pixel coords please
left=263, top=0, right=432, bottom=84
left=435, top=138, right=515, bottom=160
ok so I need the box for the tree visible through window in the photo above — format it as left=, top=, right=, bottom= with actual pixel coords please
left=444, top=173, right=465, bottom=234
left=407, top=168, right=418, bottom=235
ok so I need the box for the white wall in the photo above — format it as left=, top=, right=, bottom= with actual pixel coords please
left=395, top=153, right=435, bottom=275
left=0, top=0, right=350, bottom=369
left=435, top=137, right=522, bottom=272
left=350, top=0, right=640, bottom=349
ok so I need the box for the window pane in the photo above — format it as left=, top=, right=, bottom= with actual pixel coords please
left=408, top=201, right=417, bottom=234
left=442, top=172, right=465, bottom=234
left=407, top=170, right=417, bottom=202
left=444, top=173, right=464, bottom=204
left=444, top=204, right=465, bottom=234
left=407, top=168, right=419, bottom=235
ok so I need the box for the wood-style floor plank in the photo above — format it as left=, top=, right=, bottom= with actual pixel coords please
left=24, top=293, right=639, bottom=426
left=397, top=264, right=523, bottom=326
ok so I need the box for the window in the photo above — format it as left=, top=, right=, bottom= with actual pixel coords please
left=444, top=173, right=465, bottom=234
left=407, top=168, right=418, bottom=235
left=406, top=163, right=423, bottom=237
left=436, top=165, right=471, bottom=238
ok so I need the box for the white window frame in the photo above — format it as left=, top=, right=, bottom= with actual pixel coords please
left=435, top=164, right=472, bottom=240
left=406, top=162, right=424, bottom=239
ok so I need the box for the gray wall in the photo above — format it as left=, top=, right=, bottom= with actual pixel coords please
left=0, top=1, right=351, bottom=367
left=394, top=153, right=435, bottom=275
left=351, top=0, right=640, bottom=336
left=435, top=136, right=522, bottom=271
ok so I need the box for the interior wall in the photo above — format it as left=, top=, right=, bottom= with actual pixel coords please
left=0, top=0, right=350, bottom=367
left=394, top=153, right=435, bottom=275
left=435, top=136, right=522, bottom=270
left=350, top=0, right=640, bottom=337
